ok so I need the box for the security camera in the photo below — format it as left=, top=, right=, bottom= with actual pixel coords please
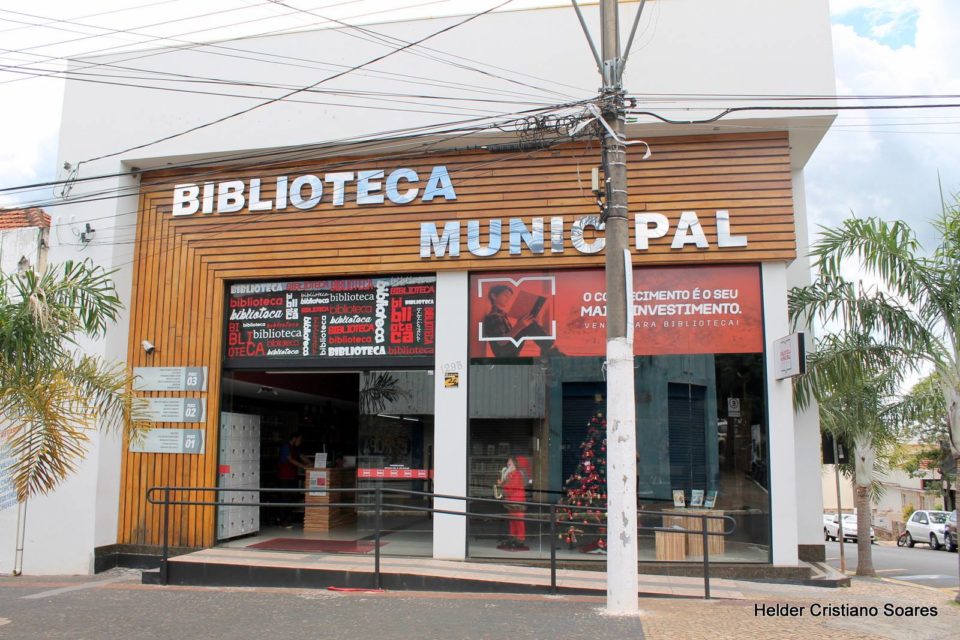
left=141, top=340, right=156, bottom=354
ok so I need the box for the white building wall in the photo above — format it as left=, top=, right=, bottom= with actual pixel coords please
left=822, top=465, right=942, bottom=536
left=762, top=262, right=799, bottom=565
left=0, top=227, right=44, bottom=274
left=432, top=272, right=468, bottom=559
left=28, top=1, right=835, bottom=573
left=786, top=170, right=827, bottom=556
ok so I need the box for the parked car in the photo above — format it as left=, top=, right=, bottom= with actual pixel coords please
left=904, top=509, right=951, bottom=549
left=944, top=510, right=957, bottom=552
left=824, top=513, right=875, bottom=543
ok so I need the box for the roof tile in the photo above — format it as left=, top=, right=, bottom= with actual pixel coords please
left=0, top=207, right=51, bottom=230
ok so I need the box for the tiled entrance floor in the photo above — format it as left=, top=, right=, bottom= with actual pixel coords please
left=170, top=547, right=745, bottom=599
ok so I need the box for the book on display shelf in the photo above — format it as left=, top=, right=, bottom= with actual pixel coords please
left=672, top=489, right=685, bottom=508
left=704, top=490, right=718, bottom=509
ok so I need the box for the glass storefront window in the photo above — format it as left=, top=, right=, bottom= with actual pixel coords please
left=467, top=353, right=770, bottom=562
left=466, top=266, right=771, bottom=562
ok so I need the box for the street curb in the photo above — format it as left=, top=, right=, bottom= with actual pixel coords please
left=878, top=576, right=952, bottom=594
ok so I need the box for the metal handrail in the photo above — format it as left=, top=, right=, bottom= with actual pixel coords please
left=145, top=485, right=736, bottom=598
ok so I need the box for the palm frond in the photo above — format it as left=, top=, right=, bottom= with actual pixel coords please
left=0, top=260, right=143, bottom=501
left=811, top=217, right=926, bottom=304
left=1, top=371, right=93, bottom=500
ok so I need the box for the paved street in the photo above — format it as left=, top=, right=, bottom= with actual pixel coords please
left=1, top=569, right=959, bottom=639
left=825, top=540, right=960, bottom=589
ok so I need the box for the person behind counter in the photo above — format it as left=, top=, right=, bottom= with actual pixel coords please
left=277, top=432, right=310, bottom=527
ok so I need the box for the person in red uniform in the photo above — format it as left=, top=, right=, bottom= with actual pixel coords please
left=497, top=456, right=531, bottom=550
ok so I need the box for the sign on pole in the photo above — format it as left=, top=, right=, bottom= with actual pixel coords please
left=129, top=428, right=205, bottom=454
left=134, top=367, right=208, bottom=392
left=727, top=397, right=741, bottom=418
left=774, top=332, right=806, bottom=380
left=141, top=398, right=206, bottom=423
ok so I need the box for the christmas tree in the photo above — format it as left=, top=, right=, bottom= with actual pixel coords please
left=557, top=412, right=607, bottom=553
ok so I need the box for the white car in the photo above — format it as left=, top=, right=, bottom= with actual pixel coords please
left=904, top=510, right=950, bottom=549
left=824, top=514, right=875, bottom=542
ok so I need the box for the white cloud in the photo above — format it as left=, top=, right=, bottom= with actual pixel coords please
left=805, top=1, right=960, bottom=251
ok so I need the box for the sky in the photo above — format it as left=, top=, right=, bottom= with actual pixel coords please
left=0, top=0, right=958, bottom=252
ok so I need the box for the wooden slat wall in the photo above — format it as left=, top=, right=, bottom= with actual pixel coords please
left=119, top=131, right=795, bottom=548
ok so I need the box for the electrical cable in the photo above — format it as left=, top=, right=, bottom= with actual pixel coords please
left=5, top=97, right=960, bottom=205
left=72, top=1, right=523, bottom=166
left=0, top=0, right=190, bottom=36
left=264, top=0, right=583, bottom=99
left=0, top=2, right=312, bottom=61
left=46, top=107, right=589, bottom=226
left=626, top=103, right=960, bottom=126
left=0, top=99, right=589, bottom=200
left=0, top=2, right=582, bottom=106
left=627, top=92, right=960, bottom=102
left=59, top=130, right=595, bottom=281
left=0, top=64, right=528, bottom=120
left=4, top=101, right=590, bottom=213
left=0, top=63, right=561, bottom=111
left=0, top=1, right=579, bottom=102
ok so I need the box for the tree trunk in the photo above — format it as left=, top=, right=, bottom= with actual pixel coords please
left=854, top=483, right=875, bottom=576
left=852, top=433, right=876, bottom=577
left=955, top=453, right=960, bottom=604
left=940, top=385, right=960, bottom=602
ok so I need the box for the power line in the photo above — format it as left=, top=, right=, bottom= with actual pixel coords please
left=0, top=1, right=581, bottom=101
left=0, top=4, right=573, bottom=110
left=7, top=98, right=960, bottom=202
left=264, top=0, right=583, bottom=99
left=626, top=103, right=960, bottom=125
left=627, top=92, right=960, bottom=101
left=0, top=1, right=582, bottom=111
left=1, top=41, right=567, bottom=107
left=0, top=102, right=581, bottom=197
left=0, top=0, right=190, bottom=36
left=0, top=63, right=534, bottom=120
left=0, top=2, right=276, bottom=61
left=3, top=101, right=589, bottom=211
left=76, top=1, right=517, bottom=166
left=0, top=61, right=561, bottom=109
left=56, top=131, right=596, bottom=280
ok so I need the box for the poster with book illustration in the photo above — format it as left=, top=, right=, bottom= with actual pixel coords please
left=468, top=265, right=762, bottom=358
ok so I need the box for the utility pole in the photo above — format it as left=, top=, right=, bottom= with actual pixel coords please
left=599, top=0, right=638, bottom=614
left=572, top=0, right=646, bottom=614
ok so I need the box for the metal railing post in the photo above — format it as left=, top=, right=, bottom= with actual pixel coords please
left=549, top=503, right=557, bottom=595
left=374, top=486, right=382, bottom=589
left=702, top=514, right=710, bottom=600
left=161, top=487, right=170, bottom=586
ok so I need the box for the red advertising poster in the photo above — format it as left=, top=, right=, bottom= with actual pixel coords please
left=469, top=265, right=763, bottom=358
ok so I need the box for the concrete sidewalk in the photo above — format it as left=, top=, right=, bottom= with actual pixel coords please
left=0, top=569, right=957, bottom=639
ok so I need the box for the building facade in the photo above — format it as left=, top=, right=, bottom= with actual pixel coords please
left=5, top=1, right=836, bottom=575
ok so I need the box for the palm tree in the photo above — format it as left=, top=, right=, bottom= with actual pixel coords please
left=793, top=331, right=906, bottom=576
left=789, top=202, right=960, bottom=588
left=897, top=373, right=955, bottom=512
left=0, top=260, right=145, bottom=502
